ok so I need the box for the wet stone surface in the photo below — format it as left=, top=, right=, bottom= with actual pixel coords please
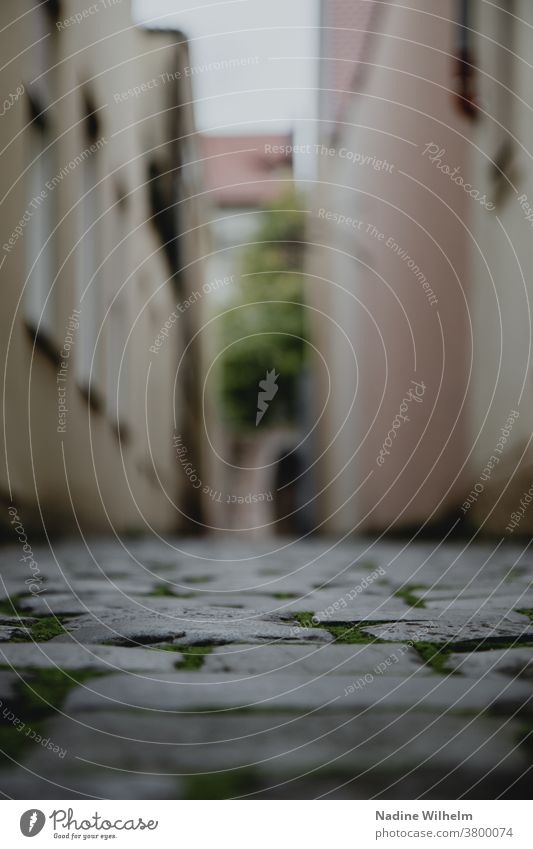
left=0, top=537, right=531, bottom=799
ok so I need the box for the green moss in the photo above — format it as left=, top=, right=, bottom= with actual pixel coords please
left=293, top=612, right=316, bottom=629
left=414, top=633, right=533, bottom=675
left=19, top=667, right=99, bottom=716
left=272, top=592, right=297, bottom=600
left=394, top=584, right=427, bottom=609
left=151, top=585, right=195, bottom=599
left=516, top=724, right=533, bottom=759
left=413, top=641, right=454, bottom=674
left=0, top=595, right=26, bottom=617
left=517, top=608, right=533, bottom=621
left=293, top=612, right=388, bottom=644
left=352, top=561, right=380, bottom=571
left=321, top=623, right=388, bottom=645
left=185, top=768, right=262, bottom=800
left=444, top=636, right=533, bottom=652
left=182, top=576, right=212, bottom=585
left=174, top=645, right=213, bottom=671
left=0, top=596, right=67, bottom=642
left=154, top=644, right=183, bottom=653
left=0, top=667, right=107, bottom=762
left=28, top=617, right=66, bottom=642
left=9, top=616, right=67, bottom=642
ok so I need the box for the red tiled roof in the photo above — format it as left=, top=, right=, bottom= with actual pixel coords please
left=200, top=134, right=293, bottom=207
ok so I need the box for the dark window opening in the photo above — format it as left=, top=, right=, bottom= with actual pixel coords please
left=453, top=0, right=480, bottom=119
left=147, top=159, right=180, bottom=276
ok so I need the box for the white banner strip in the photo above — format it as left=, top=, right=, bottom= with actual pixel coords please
left=2, top=799, right=530, bottom=847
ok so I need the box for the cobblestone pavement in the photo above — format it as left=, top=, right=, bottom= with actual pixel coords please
left=0, top=537, right=532, bottom=799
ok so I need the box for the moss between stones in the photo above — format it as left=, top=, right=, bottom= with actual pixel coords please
left=174, top=645, right=213, bottom=671
left=0, top=667, right=107, bottom=762
left=295, top=611, right=533, bottom=669
left=320, top=624, right=389, bottom=645
left=29, top=617, right=67, bottom=642
left=293, top=612, right=316, bottom=629
left=0, top=595, right=27, bottom=616
left=293, top=612, right=388, bottom=644
left=414, top=635, right=533, bottom=674
left=0, top=595, right=67, bottom=642
left=394, top=584, right=427, bottom=609
left=8, top=616, right=67, bottom=643
left=516, top=724, right=533, bottom=761
left=272, top=592, right=297, bottom=600
left=443, top=636, right=533, bottom=652
left=150, top=585, right=195, bottom=599
left=517, top=608, right=533, bottom=621
left=413, top=641, right=454, bottom=674
left=154, top=643, right=214, bottom=670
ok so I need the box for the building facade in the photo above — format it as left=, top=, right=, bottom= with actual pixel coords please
left=307, top=0, right=472, bottom=534
left=0, top=0, right=207, bottom=534
left=461, top=0, right=533, bottom=534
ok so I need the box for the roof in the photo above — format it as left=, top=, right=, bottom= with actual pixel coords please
left=200, top=134, right=293, bottom=208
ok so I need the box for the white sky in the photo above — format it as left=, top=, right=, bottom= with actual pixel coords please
left=133, top=0, right=319, bottom=171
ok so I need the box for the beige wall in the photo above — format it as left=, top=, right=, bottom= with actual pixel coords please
left=308, top=0, right=471, bottom=533
left=0, top=1, right=206, bottom=534
left=463, top=0, right=533, bottom=532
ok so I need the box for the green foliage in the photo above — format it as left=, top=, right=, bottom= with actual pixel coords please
left=219, top=190, right=308, bottom=431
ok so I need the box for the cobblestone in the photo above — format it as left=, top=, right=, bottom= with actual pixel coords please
left=0, top=537, right=531, bottom=799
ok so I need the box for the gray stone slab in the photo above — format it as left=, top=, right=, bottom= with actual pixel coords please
left=0, top=670, right=18, bottom=700
left=423, top=599, right=532, bottom=619
left=19, top=595, right=111, bottom=616
left=202, top=643, right=433, bottom=677
left=363, top=618, right=533, bottom=645
left=0, top=642, right=183, bottom=673
left=418, top=587, right=533, bottom=602
left=17, top=584, right=159, bottom=615
left=0, top=765, right=179, bottom=800
left=56, top=604, right=333, bottom=647
left=448, top=647, right=533, bottom=679
left=16, top=709, right=528, bottom=780
left=310, top=607, right=529, bottom=624
left=64, top=672, right=531, bottom=714
left=0, top=624, right=32, bottom=642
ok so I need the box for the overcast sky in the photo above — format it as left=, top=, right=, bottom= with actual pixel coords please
left=133, top=0, right=319, bottom=152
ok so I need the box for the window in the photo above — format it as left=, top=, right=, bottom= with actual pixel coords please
left=490, top=0, right=515, bottom=203
left=106, top=192, right=131, bottom=435
left=24, top=4, right=59, bottom=356
left=25, top=108, right=58, bottom=352
left=453, top=0, right=480, bottom=119
left=75, top=96, right=104, bottom=403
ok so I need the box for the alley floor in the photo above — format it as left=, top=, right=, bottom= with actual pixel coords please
left=0, top=536, right=532, bottom=799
